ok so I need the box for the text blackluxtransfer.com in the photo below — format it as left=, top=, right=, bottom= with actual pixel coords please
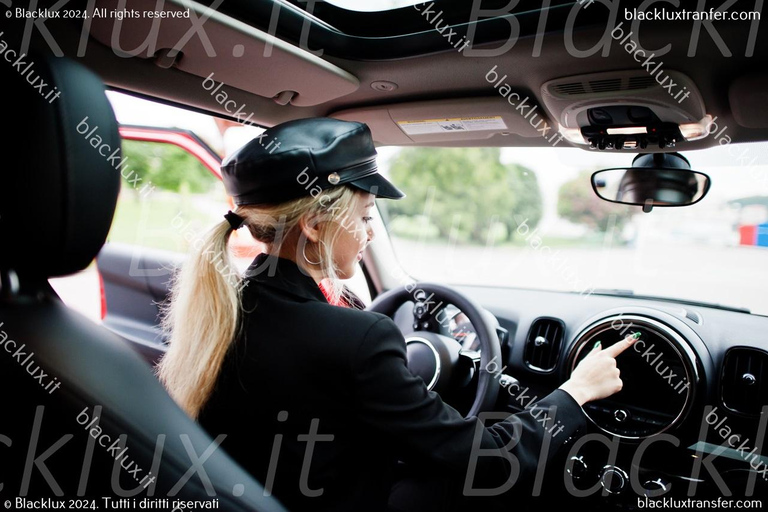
left=637, top=497, right=763, bottom=508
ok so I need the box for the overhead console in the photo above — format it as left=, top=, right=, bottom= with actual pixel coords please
left=87, top=0, right=359, bottom=106
left=541, top=70, right=711, bottom=151
left=332, top=97, right=552, bottom=146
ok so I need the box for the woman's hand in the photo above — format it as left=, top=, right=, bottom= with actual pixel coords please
left=559, top=335, right=638, bottom=406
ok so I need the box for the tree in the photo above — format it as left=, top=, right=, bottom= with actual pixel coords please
left=728, top=196, right=768, bottom=208
left=122, top=140, right=218, bottom=194
left=557, top=169, right=631, bottom=232
left=386, top=147, right=542, bottom=243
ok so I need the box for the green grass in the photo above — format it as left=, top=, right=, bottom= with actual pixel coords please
left=107, top=191, right=225, bottom=253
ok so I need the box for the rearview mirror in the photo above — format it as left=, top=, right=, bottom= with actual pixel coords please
left=591, top=168, right=711, bottom=213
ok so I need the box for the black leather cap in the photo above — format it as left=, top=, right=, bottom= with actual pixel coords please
left=221, top=118, right=404, bottom=205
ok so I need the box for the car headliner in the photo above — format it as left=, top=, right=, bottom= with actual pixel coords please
left=31, top=0, right=768, bottom=152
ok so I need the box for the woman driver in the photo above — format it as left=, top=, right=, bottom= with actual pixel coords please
left=158, top=118, right=632, bottom=512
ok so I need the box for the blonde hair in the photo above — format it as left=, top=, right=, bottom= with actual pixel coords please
left=158, top=185, right=362, bottom=418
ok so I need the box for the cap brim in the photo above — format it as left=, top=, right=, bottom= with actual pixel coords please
left=347, top=173, right=405, bottom=200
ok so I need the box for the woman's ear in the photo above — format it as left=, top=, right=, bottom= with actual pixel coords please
left=298, top=213, right=322, bottom=243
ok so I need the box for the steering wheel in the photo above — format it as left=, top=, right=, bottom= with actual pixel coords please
left=368, top=283, right=501, bottom=418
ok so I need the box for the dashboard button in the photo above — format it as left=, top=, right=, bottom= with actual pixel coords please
left=600, top=466, right=628, bottom=494
left=643, top=477, right=670, bottom=497
left=614, top=409, right=630, bottom=422
left=567, top=455, right=589, bottom=481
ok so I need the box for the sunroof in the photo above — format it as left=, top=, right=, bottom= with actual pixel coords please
left=220, top=0, right=610, bottom=60
left=324, top=0, right=428, bottom=12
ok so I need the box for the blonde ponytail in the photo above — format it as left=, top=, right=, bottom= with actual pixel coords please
left=157, top=220, right=241, bottom=419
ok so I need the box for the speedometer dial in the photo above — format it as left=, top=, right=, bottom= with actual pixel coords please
left=450, top=312, right=479, bottom=350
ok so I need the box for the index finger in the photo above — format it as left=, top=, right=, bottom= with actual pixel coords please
left=603, top=332, right=640, bottom=358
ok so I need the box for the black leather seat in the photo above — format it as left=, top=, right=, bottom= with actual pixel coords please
left=0, top=50, right=287, bottom=511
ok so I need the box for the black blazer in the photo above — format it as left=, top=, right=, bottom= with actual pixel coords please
left=199, top=254, right=586, bottom=512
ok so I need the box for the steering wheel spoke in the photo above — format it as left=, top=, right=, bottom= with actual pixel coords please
left=453, top=349, right=480, bottom=388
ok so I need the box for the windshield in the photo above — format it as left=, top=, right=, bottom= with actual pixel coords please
left=376, top=142, right=768, bottom=316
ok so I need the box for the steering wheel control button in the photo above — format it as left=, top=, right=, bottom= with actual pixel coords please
left=600, top=466, right=628, bottom=494
left=614, top=409, right=630, bottom=423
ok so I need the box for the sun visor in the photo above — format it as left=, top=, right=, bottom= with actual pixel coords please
left=331, top=97, right=555, bottom=145
left=729, top=72, right=768, bottom=128
left=87, top=0, right=359, bottom=106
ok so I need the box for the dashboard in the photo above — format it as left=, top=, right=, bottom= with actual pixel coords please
left=397, top=285, right=768, bottom=505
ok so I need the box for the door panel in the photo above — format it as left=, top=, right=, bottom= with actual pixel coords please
left=97, top=243, right=181, bottom=366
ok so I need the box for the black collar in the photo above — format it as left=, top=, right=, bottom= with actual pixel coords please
left=243, top=253, right=328, bottom=303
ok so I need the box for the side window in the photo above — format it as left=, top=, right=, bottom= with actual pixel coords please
left=105, top=128, right=266, bottom=278
left=108, top=139, right=227, bottom=254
